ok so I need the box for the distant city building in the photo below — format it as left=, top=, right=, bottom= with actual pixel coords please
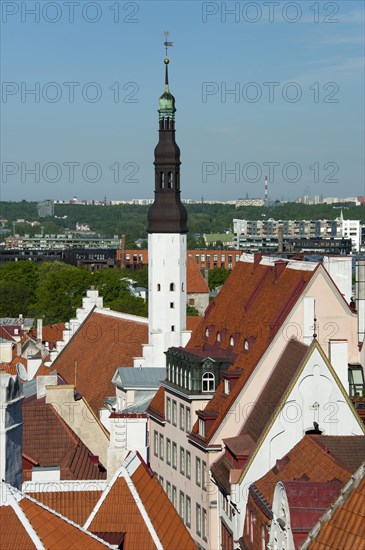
left=298, top=195, right=364, bottom=206
left=235, top=198, right=265, bottom=208
left=37, top=200, right=54, bottom=218
left=4, top=233, right=121, bottom=250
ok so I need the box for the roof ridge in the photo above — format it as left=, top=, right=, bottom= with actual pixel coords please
left=7, top=482, right=113, bottom=548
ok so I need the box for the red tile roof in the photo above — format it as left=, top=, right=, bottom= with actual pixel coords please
left=22, top=395, right=107, bottom=481
left=146, top=385, right=165, bottom=422
left=0, top=506, right=35, bottom=549
left=170, top=260, right=316, bottom=444
left=86, top=452, right=196, bottom=550
left=187, top=256, right=209, bottom=293
left=28, top=323, right=65, bottom=349
left=306, top=465, right=365, bottom=549
left=27, top=490, right=103, bottom=526
left=0, top=326, right=15, bottom=341
left=52, top=310, right=148, bottom=414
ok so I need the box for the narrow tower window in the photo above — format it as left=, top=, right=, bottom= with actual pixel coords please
left=160, top=173, right=164, bottom=189
left=157, top=284, right=161, bottom=291
left=168, top=172, right=173, bottom=189
left=170, top=283, right=175, bottom=291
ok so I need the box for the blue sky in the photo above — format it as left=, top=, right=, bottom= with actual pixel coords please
left=1, top=0, right=364, bottom=201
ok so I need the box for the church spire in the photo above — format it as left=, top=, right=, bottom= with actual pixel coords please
left=147, top=36, right=188, bottom=234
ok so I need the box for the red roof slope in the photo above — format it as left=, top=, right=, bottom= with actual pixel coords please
left=52, top=311, right=148, bottom=414
left=22, top=395, right=106, bottom=481
left=185, top=260, right=316, bottom=443
left=27, top=490, right=103, bottom=526
left=187, top=256, right=209, bottom=293
left=0, top=506, right=35, bottom=549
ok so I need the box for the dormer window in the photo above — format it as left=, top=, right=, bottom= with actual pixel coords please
left=205, top=328, right=209, bottom=338
left=229, top=336, right=234, bottom=346
left=202, top=372, right=215, bottom=392
left=244, top=339, right=249, bottom=351
left=216, top=332, right=221, bottom=342
left=224, top=379, right=230, bottom=395
left=199, top=418, right=205, bottom=437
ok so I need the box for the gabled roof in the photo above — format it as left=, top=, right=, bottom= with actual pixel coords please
left=84, top=451, right=196, bottom=550
left=186, top=255, right=209, bottom=293
left=185, top=258, right=317, bottom=444
left=0, top=325, right=15, bottom=341
left=0, top=482, right=112, bottom=549
left=252, top=435, right=365, bottom=510
left=52, top=309, right=148, bottom=414
left=28, top=322, right=65, bottom=349
left=303, top=463, right=365, bottom=549
left=22, top=395, right=107, bottom=481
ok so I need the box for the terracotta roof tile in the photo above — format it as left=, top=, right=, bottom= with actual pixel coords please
left=18, top=497, right=109, bottom=549
left=146, top=385, right=165, bottom=421
left=28, top=490, right=103, bottom=526
left=52, top=311, right=148, bottom=414
left=307, top=468, right=365, bottom=549
left=22, top=395, right=106, bottom=481
left=186, top=316, right=202, bottom=332
left=185, top=260, right=315, bottom=443
left=187, top=256, right=209, bottom=293
left=0, top=506, right=35, bottom=549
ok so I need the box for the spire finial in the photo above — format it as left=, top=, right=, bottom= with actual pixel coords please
left=164, top=31, right=173, bottom=85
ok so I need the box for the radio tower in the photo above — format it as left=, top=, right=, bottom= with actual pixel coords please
left=264, top=176, right=269, bottom=206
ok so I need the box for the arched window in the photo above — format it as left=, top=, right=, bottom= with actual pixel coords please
left=216, top=332, right=221, bottom=342
left=244, top=339, right=249, bottom=351
left=202, top=372, right=215, bottom=392
left=160, top=173, right=164, bottom=189
left=170, top=283, right=175, bottom=291
left=188, top=372, right=192, bottom=391
left=184, top=370, right=187, bottom=388
left=205, top=328, right=209, bottom=338
left=167, top=363, right=171, bottom=382
left=157, top=284, right=161, bottom=291
left=172, top=365, right=175, bottom=384
left=168, top=172, right=173, bottom=189
left=229, top=336, right=234, bottom=346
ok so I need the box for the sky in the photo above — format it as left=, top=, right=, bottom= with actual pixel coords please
left=1, top=0, right=364, bottom=202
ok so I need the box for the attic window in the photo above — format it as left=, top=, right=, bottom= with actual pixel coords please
left=216, top=332, right=221, bottom=342
left=199, top=418, right=205, bottom=437
left=205, top=328, right=209, bottom=338
left=244, top=340, right=249, bottom=351
left=229, top=336, right=234, bottom=346
left=202, top=372, right=215, bottom=392
left=224, top=379, right=230, bottom=395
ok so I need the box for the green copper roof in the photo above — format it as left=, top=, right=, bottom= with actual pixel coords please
left=158, top=60, right=176, bottom=120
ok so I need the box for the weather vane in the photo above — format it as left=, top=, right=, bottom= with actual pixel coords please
left=164, top=31, right=173, bottom=62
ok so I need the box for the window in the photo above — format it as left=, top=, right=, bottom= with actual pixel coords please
left=159, top=434, right=164, bottom=460
left=170, top=282, right=175, bottom=291
left=170, top=302, right=174, bottom=309
left=157, top=283, right=161, bottom=291
left=202, top=461, right=207, bottom=490
left=172, top=400, right=177, bottom=426
left=186, top=408, right=191, bottom=432
left=244, top=339, right=249, bottom=351
left=202, top=372, right=215, bottom=392
left=202, top=508, right=207, bottom=541
left=179, top=491, right=185, bottom=520
left=224, top=379, right=230, bottom=395
left=172, top=442, right=177, bottom=470
left=166, top=397, right=171, bottom=422
left=166, top=481, right=171, bottom=500
left=189, top=298, right=195, bottom=305
left=171, top=325, right=175, bottom=332
left=186, top=451, right=191, bottom=479
left=229, top=336, right=234, bottom=346
left=172, top=485, right=177, bottom=508
left=159, top=475, right=164, bottom=486
left=199, top=419, right=205, bottom=438
left=180, top=447, right=185, bottom=475
left=166, top=439, right=171, bottom=465
left=196, top=504, right=201, bottom=536
left=196, top=457, right=201, bottom=486
left=160, top=172, right=164, bottom=189
left=168, top=172, right=173, bottom=189
left=216, top=332, right=221, bottom=342
left=180, top=404, right=185, bottom=430
left=153, top=431, right=158, bottom=457
left=186, top=496, right=191, bottom=527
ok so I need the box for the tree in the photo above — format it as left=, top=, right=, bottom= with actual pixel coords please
left=0, top=283, right=34, bottom=317
left=208, top=267, right=230, bottom=290
left=186, top=304, right=199, bottom=316
left=109, top=294, right=148, bottom=317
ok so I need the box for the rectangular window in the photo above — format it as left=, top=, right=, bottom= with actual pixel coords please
left=202, top=508, right=207, bottom=540
left=196, top=504, right=201, bottom=536
left=186, top=496, right=191, bottom=527
left=196, top=457, right=201, bottom=487
left=186, top=451, right=191, bottom=479
left=166, top=481, right=171, bottom=500
left=172, top=400, right=177, bottom=426
left=179, top=491, right=185, bottom=520
left=180, top=404, right=185, bottom=430
left=189, top=298, right=195, bottom=305
left=159, top=475, right=164, bottom=487
left=199, top=419, right=205, bottom=437
left=166, top=397, right=171, bottom=422
left=159, top=434, right=164, bottom=460
left=172, top=442, right=177, bottom=470
left=185, top=407, right=191, bottom=432
left=172, top=485, right=177, bottom=508
left=180, top=447, right=185, bottom=475
left=202, top=461, right=207, bottom=491
left=170, top=302, right=174, bottom=308
left=153, top=431, right=158, bottom=457
left=166, top=438, right=171, bottom=465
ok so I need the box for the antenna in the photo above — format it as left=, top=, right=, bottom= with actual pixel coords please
left=164, top=30, right=174, bottom=57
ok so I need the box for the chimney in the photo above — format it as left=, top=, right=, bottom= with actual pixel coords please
left=274, top=260, right=287, bottom=280
left=37, top=318, right=43, bottom=343
left=254, top=252, right=262, bottom=270
left=356, top=260, right=365, bottom=343
left=329, top=340, right=348, bottom=392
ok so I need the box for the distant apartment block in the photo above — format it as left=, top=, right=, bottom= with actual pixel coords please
left=233, top=217, right=362, bottom=252
left=37, top=200, right=54, bottom=218
left=235, top=198, right=265, bottom=208
left=5, top=233, right=121, bottom=250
